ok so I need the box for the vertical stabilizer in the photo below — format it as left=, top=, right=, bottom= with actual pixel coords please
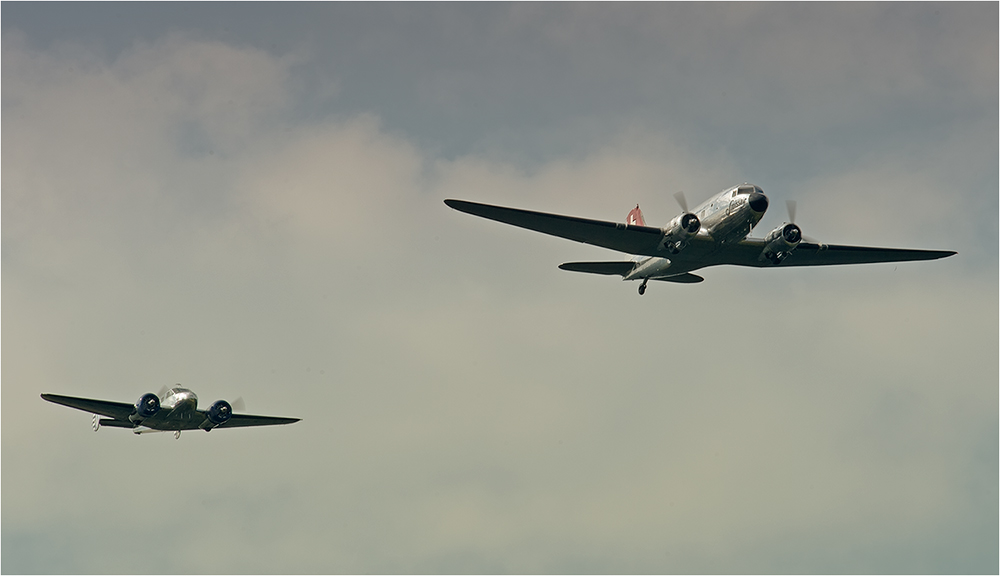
left=627, top=204, right=646, bottom=227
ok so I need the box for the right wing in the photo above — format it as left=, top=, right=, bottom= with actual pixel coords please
left=41, top=393, right=134, bottom=421
left=445, top=199, right=665, bottom=255
left=709, top=239, right=956, bottom=268
left=216, top=413, right=301, bottom=428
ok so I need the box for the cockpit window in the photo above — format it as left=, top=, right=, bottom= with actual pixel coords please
left=736, top=185, right=763, bottom=195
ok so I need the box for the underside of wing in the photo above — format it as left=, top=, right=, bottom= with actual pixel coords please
left=41, top=393, right=134, bottom=421
left=216, top=413, right=301, bottom=429
left=709, top=240, right=956, bottom=268
left=445, top=199, right=665, bottom=255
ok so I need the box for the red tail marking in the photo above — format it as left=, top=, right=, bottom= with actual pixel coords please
left=627, top=204, right=646, bottom=227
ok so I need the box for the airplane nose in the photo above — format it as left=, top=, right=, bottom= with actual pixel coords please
left=749, top=191, right=769, bottom=213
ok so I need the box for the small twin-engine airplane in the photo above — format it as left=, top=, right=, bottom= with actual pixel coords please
left=41, top=387, right=300, bottom=439
left=445, top=183, right=955, bottom=294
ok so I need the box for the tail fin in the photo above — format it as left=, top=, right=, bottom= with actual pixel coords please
left=626, top=204, right=646, bottom=227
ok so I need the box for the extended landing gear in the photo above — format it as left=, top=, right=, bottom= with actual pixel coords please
left=174, top=430, right=181, bottom=440
left=638, top=280, right=648, bottom=295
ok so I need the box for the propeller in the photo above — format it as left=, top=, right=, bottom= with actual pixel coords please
left=158, top=385, right=169, bottom=399
left=673, top=191, right=690, bottom=213
left=231, top=397, right=245, bottom=412
left=784, top=199, right=824, bottom=246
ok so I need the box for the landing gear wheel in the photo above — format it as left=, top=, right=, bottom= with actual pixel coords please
left=174, top=430, right=181, bottom=440
left=638, top=280, right=648, bottom=295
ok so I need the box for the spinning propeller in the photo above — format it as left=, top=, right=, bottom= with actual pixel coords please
left=673, top=191, right=690, bottom=213
left=784, top=199, right=824, bottom=246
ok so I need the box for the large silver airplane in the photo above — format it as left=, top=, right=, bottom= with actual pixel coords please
left=445, top=183, right=955, bottom=295
left=41, top=387, right=300, bottom=439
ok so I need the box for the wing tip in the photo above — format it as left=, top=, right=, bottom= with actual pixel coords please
left=918, top=249, right=957, bottom=260
left=444, top=198, right=473, bottom=214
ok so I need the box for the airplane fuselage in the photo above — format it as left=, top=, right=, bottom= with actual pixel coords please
left=146, top=387, right=202, bottom=431
left=629, top=184, right=769, bottom=281
left=693, top=184, right=768, bottom=245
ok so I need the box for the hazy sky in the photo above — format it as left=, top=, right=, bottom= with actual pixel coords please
left=3, top=3, right=997, bottom=574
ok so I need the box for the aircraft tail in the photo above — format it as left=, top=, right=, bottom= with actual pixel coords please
left=626, top=204, right=646, bottom=227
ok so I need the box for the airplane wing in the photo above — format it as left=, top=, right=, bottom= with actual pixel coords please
left=445, top=199, right=666, bottom=255
left=41, top=393, right=134, bottom=421
left=214, top=413, right=300, bottom=428
left=713, top=239, right=956, bottom=268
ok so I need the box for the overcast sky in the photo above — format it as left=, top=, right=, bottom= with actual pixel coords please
left=2, top=3, right=997, bottom=574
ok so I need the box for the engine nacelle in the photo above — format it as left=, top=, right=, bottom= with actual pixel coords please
left=129, top=393, right=160, bottom=424
left=200, top=400, right=233, bottom=430
left=759, top=223, right=802, bottom=264
left=660, top=213, right=701, bottom=254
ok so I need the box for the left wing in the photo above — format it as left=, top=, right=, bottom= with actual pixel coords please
left=41, top=393, right=134, bottom=421
left=710, top=239, right=956, bottom=268
left=445, top=199, right=665, bottom=255
left=214, top=413, right=300, bottom=428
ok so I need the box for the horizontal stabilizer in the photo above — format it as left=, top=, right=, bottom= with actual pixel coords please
left=559, top=262, right=704, bottom=283
left=98, top=418, right=135, bottom=428
left=559, top=261, right=636, bottom=276
left=654, top=273, right=704, bottom=283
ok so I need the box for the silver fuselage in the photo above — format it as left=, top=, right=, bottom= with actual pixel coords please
left=138, top=387, right=200, bottom=431
left=628, top=184, right=768, bottom=279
